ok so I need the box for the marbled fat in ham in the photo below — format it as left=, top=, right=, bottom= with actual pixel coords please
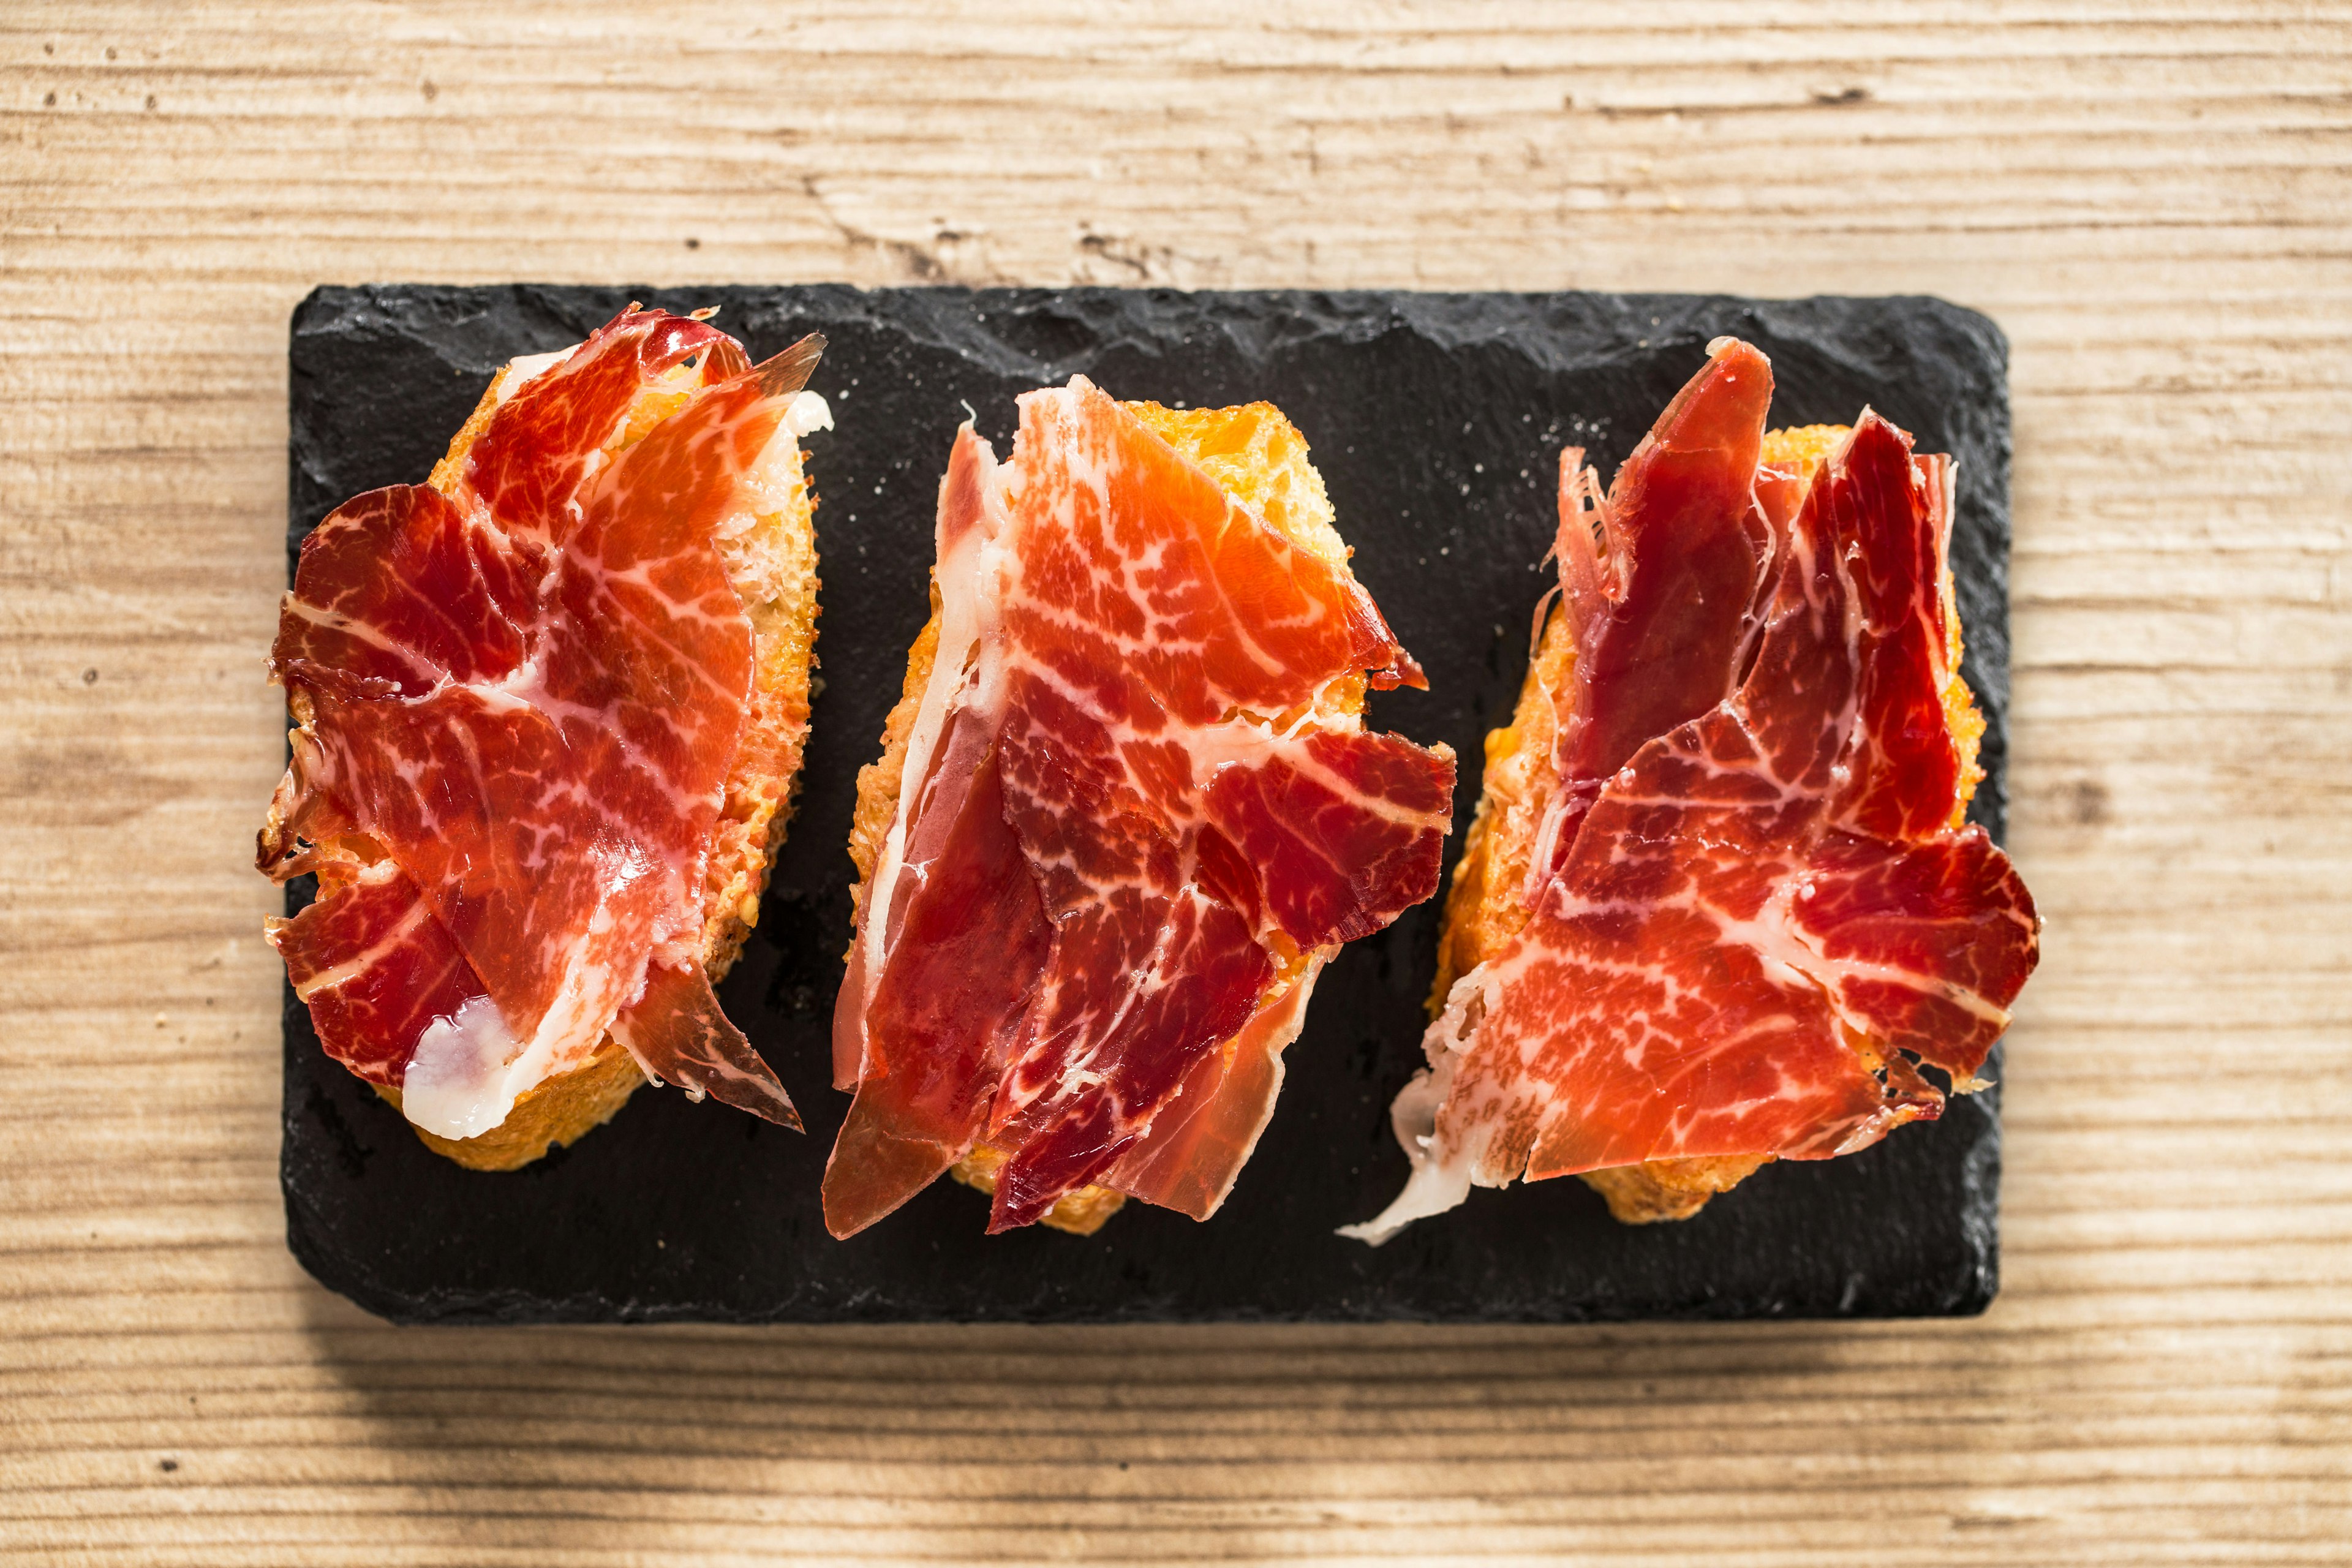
left=826, top=382, right=1455, bottom=1237
left=1345, top=342, right=2040, bottom=1243
left=262, top=307, right=804, bottom=1140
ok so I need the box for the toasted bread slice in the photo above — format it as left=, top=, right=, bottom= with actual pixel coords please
left=845, top=399, right=1360, bottom=1234
left=364, top=348, right=821, bottom=1170
left=1431, top=425, right=1985, bottom=1224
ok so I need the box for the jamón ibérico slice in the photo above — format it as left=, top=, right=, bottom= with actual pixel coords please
left=1523, top=340, right=1777, bottom=897
left=821, top=704, right=1053, bottom=1239
left=612, top=962, right=802, bottom=1130
left=1100, top=955, right=1324, bottom=1221
left=1202, top=729, right=1459, bottom=950
left=261, top=307, right=810, bottom=1142
left=828, top=384, right=1455, bottom=1237
left=1346, top=346, right=2040, bottom=1243
left=272, top=859, right=480, bottom=1087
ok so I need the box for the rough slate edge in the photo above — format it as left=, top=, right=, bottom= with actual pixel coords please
left=279, top=284, right=2009, bottom=1326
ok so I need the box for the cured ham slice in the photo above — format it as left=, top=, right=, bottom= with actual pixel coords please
left=261, top=307, right=821, bottom=1147
left=1100, top=953, right=1324, bottom=1221
left=1345, top=341, right=2040, bottom=1243
left=273, top=857, right=478, bottom=1089
left=828, top=384, right=1455, bottom=1237
left=1521, top=341, right=1777, bottom=894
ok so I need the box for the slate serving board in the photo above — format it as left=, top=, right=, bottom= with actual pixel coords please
left=282, top=284, right=2011, bottom=1324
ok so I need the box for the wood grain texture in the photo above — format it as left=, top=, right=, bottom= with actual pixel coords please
left=2, top=1, right=2346, bottom=1562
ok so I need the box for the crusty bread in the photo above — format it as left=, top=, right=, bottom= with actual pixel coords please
left=1431, top=426, right=1985, bottom=1224
left=366, top=349, right=820, bottom=1171
left=843, top=399, right=1361, bottom=1233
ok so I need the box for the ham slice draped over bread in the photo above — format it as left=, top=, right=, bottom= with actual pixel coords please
left=827, top=380, right=1456, bottom=1237
left=261, top=307, right=819, bottom=1144
left=1345, top=339, right=2040, bottom=1243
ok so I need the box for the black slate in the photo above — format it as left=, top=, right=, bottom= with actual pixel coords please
left=282, top=284, right=2011, bottom=1325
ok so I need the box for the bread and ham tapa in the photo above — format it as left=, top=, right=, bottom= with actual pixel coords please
left=260, top=306, right=827, bottom=1167
left=826, top=384, right=1456, bottom=1237
left=1345, top=338, right=2040, bottom=1242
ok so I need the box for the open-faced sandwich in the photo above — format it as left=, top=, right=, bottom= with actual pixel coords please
left=827, top=380, right=1458, bottom=1237
left=1345, top=337, right=2041, bottom=1243
left=260, top=306, right=828, bottom=1169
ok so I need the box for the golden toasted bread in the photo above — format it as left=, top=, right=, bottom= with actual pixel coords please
left=368, top=348, right=820, bottom=1170
left=1431, top=425, right=1985, bottom=1224
left=844, top=400, right=1359, bottom=1234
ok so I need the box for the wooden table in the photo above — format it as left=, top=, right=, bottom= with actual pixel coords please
left=5, top=4, right=2346, bottom=1562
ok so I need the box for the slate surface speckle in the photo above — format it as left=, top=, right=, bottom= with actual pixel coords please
left=282, top=284, right=2010, bottom=1324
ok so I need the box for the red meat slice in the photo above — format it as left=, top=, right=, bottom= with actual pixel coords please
left=1523, top=340, right=1779, bottom=896
left=271, top=860, right=482, bottom=1088
left=1101, top=956, right=1323, bottom=1221
left=821, top=701, right=1055, bottom=1237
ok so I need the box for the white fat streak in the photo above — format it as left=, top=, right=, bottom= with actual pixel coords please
left=1335, top=959, right=1516, bottom=1245
left=1518, top=793, right=1570, bottom=911
left=1704, top=875, right=2016, bottom=1032
left=494, top=348, right=577, bottom=405
left=279, top=594, right=435, bottom=679
left=995, top=631, right=1359, bottom=818
left=1922, top=451, right=1960, bottom=690
left=853, top=429, right=1007, bottom=1072
left=401, top=994, right=530, bottom=1140
left=285, top=889, right=432, bottom=998
left=784, top=390, right=832, bottom=437
left=478, top=651, right=597, bottom=730
left=1171, top=705, right=1442, bottom=826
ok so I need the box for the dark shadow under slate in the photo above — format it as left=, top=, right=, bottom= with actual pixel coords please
left=281, top=284, right=2011, bottom=1325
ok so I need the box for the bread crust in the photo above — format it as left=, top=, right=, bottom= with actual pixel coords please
left=843, top=401, right=1363, bottom=1233
left=362, top=353, right=819, bottom=1170
left=1432, top=425, right=1984, bottom=1224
